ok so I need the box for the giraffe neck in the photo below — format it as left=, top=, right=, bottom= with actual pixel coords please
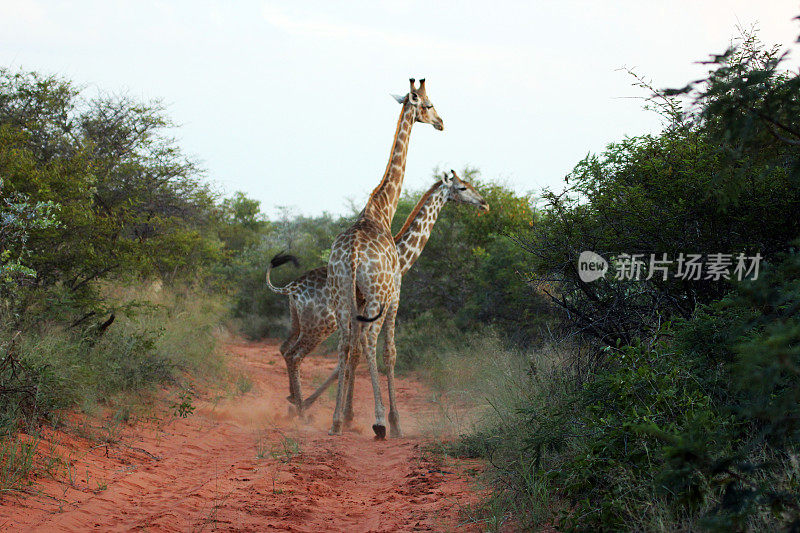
left=393, top=180, right=447, bottom=275
left=363, top=102, right=417, bottom=228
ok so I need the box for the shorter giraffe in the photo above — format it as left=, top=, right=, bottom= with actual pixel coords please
left=266, top=170, right=488, bottom=418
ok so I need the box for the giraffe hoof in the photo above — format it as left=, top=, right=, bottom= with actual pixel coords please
left=372, top=424, right=386, bottom=440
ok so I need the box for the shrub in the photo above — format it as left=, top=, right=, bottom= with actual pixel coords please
left=451, top=248, right=800, bottom=531
left=522, top=30, right=800, bottom=347
left=452, top=28, right=800, bottom=532
left=0, top=285, right=225, bottom=434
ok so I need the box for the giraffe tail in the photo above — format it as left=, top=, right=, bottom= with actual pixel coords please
left=356, top=304, right=384, bottom=322
left=266, top=252, right=299, bottom=295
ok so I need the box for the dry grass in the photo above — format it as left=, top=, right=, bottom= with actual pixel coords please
left=0, top=280, right=231, bottom=492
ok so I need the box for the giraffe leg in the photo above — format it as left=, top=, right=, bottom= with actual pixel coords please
left=280, top=302, right=302, bottom=416
left=343, top=336, right=364, bottom=427
left=281, top=341, right=301, bottom=416
left=300, top=326, right=359, bottom=412
left=293, top=305, right=338, bottom=412
left=383, top=301, right=402, bottom=438
left=280, top=300, right=300, bottom=357
left=282, top=341, right=306, bottom=418
left=329, top=314, right=353, bottom=435
left=284, top=335, right=322, bottom=419
left=301, top=364, right=339, bottom=410
left=362, top=317, right=387, bottom=440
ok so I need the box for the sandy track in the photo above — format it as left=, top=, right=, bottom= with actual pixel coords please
left=0, top=340, right=483, bottom=532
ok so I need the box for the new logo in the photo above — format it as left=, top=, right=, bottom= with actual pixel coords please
left=578, top=251, right=608, bottom=282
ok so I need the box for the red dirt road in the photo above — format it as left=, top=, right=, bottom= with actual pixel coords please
left=0, top=340, right=484, bottom=532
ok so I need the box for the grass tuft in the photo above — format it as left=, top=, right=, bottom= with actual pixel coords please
left=0, top=434, right=40, bottom=493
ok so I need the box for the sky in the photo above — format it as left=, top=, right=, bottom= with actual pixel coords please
left=1, top=1, right=799, bottom=218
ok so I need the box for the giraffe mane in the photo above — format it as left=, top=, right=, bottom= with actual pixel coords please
left=392, top=180, right=443, bottom=243
left=367, top=102, right=415, bottom=213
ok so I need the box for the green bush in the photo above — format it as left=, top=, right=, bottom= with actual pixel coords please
left=451, top=247, right=800, bottom=531
left=0, top=285, right=225, bottom=434
left=0, top=69, right=223, bottom=319
left=451, top=28, right=800, bottom=531
left=394, top=170, right=549, bottom=346
left=522, top=31, right=800, bottom=347
left=445, top=339, right=583, bottom=529
left=221, top=209, right=352, bottom=339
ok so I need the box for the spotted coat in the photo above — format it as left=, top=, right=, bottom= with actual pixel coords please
left=268, top=171, right=489, bottom=418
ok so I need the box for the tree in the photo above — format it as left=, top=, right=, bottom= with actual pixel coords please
left=218, top=192, right=269, bottom=253
left=0, top=178, right=58, bottom=298
left=392, top=169, right=548, bottom=345
left=0, top=69, right=223, bottom=317
left=521, top=30, right=800, bottom=346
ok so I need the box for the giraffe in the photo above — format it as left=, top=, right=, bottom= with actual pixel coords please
left=267, top=170, right=489, bottom=419
left=328, top=78, right=442, bottom=439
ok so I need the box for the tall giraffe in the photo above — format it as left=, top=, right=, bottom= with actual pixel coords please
left=267, top=170, right=489, bottom=418
left=327, top=78, right=442, bottom=438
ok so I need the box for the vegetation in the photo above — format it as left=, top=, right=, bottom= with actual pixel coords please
left=0, top=69, right=231, bottom=448
left=223, top=169, right=543, bottom=344
left=0, top=67, right=538, bottom=440
left=222, top=207, right=350, bottom=339
left=448, top=28, right=800, bottom=531
left=2, top=21, right=798, bottom=533
left=392, top=170, right=547, bottom=346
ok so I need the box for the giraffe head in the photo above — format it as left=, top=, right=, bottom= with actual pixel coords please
left=393, top=78, right=444, bottom=131
left=443, top=170, right=489, bottom=212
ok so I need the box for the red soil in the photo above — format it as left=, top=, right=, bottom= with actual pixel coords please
left=0, top=339, right=486, bottom=532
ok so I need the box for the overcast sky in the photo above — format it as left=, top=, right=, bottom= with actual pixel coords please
left=2, top=1, right=799, bottom=218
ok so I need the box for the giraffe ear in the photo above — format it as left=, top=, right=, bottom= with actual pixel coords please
left=393, top=93, right=420, bottom=105
left=442, top=171, right=454, bottom=186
